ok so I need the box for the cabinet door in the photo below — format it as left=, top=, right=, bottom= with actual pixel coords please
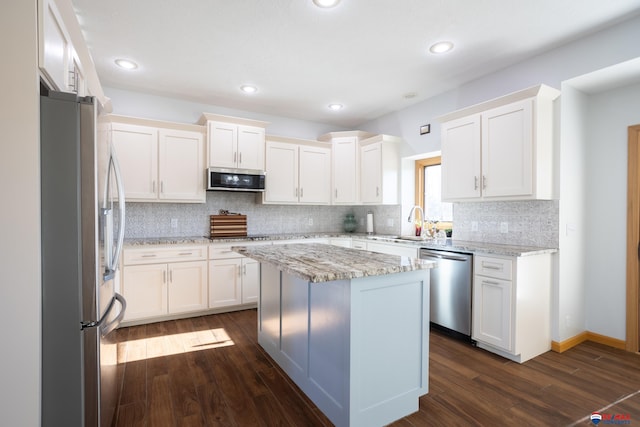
left=209, top=259, right=242, bottom=308
left=237, top=125, right=265, bottom=170
left=39, top=0, right=72, bottom=91
left=122, top=264, right=168, bottom=321
left=482, top=99, right=533, bottom=198
left=168, top=260, right=208, bottom=314
left=332, top=137, right=359, bottom=204
left=111, top=123, right=159, bottom=200
left=441, top=114, right=482, bottom=201
left=208, top=121, right=237, bottom=168
left=360, top=143, right=382, bottom=203
left=159, top=129, right=205, bottom=202
left=242, top=258, right=260, bottom=304
left=299, top=145, right=331, bottom=204
left=472, top=275, right=513, bottom=351
left=264, top=141, right=299, bottom=203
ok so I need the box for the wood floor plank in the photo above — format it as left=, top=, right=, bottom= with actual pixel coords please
left=114, top=309, right=640, bottom=426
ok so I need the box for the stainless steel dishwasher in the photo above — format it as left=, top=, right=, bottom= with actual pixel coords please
left=419, top=248, right=473, bottom=341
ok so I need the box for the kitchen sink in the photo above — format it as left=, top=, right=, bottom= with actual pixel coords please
left=397, top=235, right=431, bottom=241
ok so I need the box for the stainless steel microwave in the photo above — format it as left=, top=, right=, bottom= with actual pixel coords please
left=207, top=167, right=266, bottom=192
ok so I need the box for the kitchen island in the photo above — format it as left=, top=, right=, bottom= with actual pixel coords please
left=233, top=243, right=435, bottom=427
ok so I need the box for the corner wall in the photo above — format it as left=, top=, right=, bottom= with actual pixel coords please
left=0, top=1, right=42, bottom=425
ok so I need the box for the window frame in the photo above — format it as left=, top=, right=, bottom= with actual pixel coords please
left=415, top=156, right=453, bottom=230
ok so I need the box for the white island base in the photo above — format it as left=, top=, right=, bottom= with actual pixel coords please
left=258, top=263, right=430, bottom=427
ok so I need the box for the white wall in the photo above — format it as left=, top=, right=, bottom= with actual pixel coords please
left=104, top=86, right=348, bottom=140
left=557, top=85, right=588, bottom=341
left=583, top=82, right=640, bottom=340
left=0, top=1, right=42, bottom=425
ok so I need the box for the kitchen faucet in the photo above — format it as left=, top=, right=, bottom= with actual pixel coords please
left=407, top=205, right=425, bottom=224
left=407, top=205, right=425, bottom=236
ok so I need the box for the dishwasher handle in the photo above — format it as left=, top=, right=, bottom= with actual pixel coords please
left=420, top=250, right=471, bottom=262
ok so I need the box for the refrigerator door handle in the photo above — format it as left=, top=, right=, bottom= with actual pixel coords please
left=101, top=293, right=127, bottom=337
left=80, top=293, right=127, bottom=335
left=110, top=145, right=126, bottom=273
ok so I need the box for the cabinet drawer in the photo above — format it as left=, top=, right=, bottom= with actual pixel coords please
left=209, top=244, right=241, bottom=259
left=474, top=255, right=513, bottom=280
left=124, top=245, right=207, bottom=265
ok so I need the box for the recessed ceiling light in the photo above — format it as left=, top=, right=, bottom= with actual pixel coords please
left=313, top=0, right=340, bottom=8
left=240, top=85, right=257, bottom=94
left=328, top=103, right=343, bottom=111
left=429, top=41, right=454, bottom=54
left=114, top=58, right=138, bottom=70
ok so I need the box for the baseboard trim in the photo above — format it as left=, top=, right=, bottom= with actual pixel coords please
left=552, top=331, right=626, bottom=353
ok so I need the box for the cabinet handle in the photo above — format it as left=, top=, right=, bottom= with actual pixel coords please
left=300, top=188, right=304, bottom=198
left=163, top=270, right=167, bottom=283
left=243, top=264, right=247, bottom=275
left=295, top=187, right=299, bottom=198
left=169, top=270, right=173, bottom=282
left=141, top=254, right=157, bottom=258
left=152, top=180, right=156, bottom=193
left=179, top=252, right=193, bottom=256
left=482, top=279, right=500, bottom=286
left=335, top=189, right=338, bottom=198
left=68, top=69, right=77, bottom=93
left=237, top=266, right=242, bottom=278
left=482, top=175, right=487, bottom=189
left=474, top=176, right=479, bottom=190
left=239, top=152, right=242, bottom=164
left=376, top=187, right=380, bottom=197
left=160, top=181, right=164, bottom=193
left=233, top=152, right=237, bottom=163
left=483, top=264, right=501, bottom=270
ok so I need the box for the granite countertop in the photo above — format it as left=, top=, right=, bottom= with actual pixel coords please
left=123, top=233, right=557, bottom=257
left=363, top=236, right=557, bottom=257
left=233, top=243, right=435, bottom=283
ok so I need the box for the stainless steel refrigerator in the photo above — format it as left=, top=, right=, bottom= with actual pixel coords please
left=41, top=89, right=127, bottom=427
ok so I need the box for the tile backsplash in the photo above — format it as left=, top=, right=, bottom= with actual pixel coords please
left=125, top=192, right=558, bottom=248
left=452, top=200, right=559, bottom=248
left=124, top=192, right=401, bottom=238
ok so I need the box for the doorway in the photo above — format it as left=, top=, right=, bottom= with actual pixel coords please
left=626, top=124, right=640, bottom=352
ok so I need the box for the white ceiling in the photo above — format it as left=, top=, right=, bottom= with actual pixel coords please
left=72, top=0, right=640, bottom=128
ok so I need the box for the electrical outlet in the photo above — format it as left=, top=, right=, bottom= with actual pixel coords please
left=471, top=221, right=478, bottom=232
left=500, top=222, right=508, bottom=233
left=308, top=218, right=313, bottom=226
left=170, top=218, right=178, bottom=229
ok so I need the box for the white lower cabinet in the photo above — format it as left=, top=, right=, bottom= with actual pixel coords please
left=472, top=253, right=552, bottom=363
left=121, top=245, right=208, bottom=323
left=209, top=244, right=261, bottom=309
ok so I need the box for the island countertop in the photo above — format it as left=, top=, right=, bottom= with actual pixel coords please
left=233, top=243, right=435, bottom=283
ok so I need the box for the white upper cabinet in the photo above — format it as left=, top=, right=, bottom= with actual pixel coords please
left=263, top=137, right=331, bottom=205
left=111, top=123, right=159, bottom=201
left=441, top=115, right=482, bottom=200
left=439, top=84, right=560, bottom=202
left=38, top=0, right=106, bottom=102
left=158, top=129, right=205, bottom=201
left=199, top=114, right=268, bottom=171
left=39, top=0, right=72, bottom=92
left=359, top=135, right=401, bottom=205
left=319, top=131, right=376, bottom=205
left=332, top=137, right=359, bottom=204
left=109, top=116, right=205, bottom=203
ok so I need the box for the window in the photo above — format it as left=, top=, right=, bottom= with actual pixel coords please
left=415, top=157, right=453, bottom=229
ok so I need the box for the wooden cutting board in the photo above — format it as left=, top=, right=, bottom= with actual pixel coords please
left=210, top=214, right=247, bottom=237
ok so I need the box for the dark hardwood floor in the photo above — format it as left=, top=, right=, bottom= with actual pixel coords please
left=112, top=309, right=640, bottom=426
